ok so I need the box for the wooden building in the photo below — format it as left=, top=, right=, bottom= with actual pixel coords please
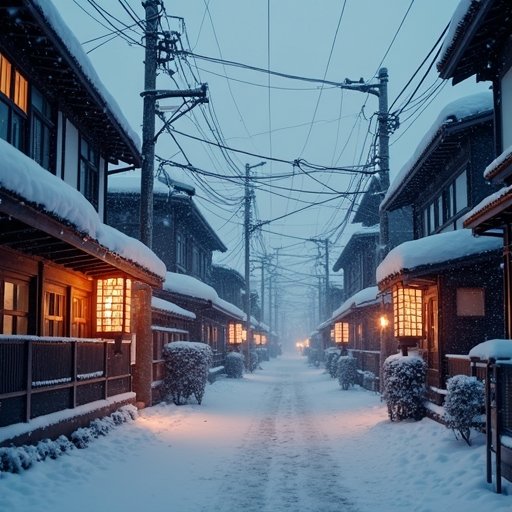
left=377, top=92, right=504, bottom=409
left=438, top=0, right=512, bottom=487
left=0, top=1, right=165, bottom=445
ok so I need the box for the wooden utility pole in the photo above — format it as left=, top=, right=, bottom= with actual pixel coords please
left=244, top=161, right=266, bottom=368
left=140, top=0, right=160, bottom=248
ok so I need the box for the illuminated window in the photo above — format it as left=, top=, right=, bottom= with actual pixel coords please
left=392, top=284, right=423, bottom=338
left=1, top=279, right=29, bottom=335
left=334, top=321, right=349, bottom=343
left=228, top=321, right=243, bottom=345
left=72, top=293, right=90, bottom=337
left=44, top=286, right=66, bottom=337
left=13, top=70, right=27, bottom=113
left=0, top=53, right=12, bottom=97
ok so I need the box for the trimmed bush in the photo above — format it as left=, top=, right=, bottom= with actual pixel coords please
left=163, top=341, right=213, bottom=405
left=225, top=351, right=245, bottom=378
left=444, top=374, right=484, bottom=446
left=307, top=347, right=321, bottom=367
left=256, top=347, right=269, bottom=362
left=337, top=355, right=358, bottom=390
left=325, top=348, right=341, bottom=378
left=383, top=354, right=426, bottom=422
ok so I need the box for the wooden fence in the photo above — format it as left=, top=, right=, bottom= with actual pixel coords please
left=0, top=335, right=131, bottom=428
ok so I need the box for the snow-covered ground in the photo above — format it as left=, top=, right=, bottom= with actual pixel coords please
left=1, top=355, right=511, bottom=512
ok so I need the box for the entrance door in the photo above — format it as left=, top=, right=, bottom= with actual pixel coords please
left=424, top=286, right=439, bottom=388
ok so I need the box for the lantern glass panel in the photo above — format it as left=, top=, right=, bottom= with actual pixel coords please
left=393, top=285, right=422, bottom=338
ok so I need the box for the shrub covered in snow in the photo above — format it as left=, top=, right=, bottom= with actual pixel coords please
left=256, top=347, right=269, bottom=362
left=307, top=347, right=321, bottom=366
left=361, top=370, right=377, bottom=391
left=225, top=351, right=245, bottom=378
left=0, top=405, right=137, bottom=474
left=337, top=355, right=358, bottom=390
left=444, top=374, right=484, bottom=446
left=247, top=349, right=259, bottom=372
left=163, top=341, right=213, bottom=405
left=325, top=348, right=341, bottom=378
left=383, top=354, right=426, bottom=422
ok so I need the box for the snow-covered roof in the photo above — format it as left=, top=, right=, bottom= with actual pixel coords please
left=376, top=228, right=502, bottom=284
left=332, top=286, right=381, bottom=320
left=469, top=339, right=512, bottom=361
left=463, top=184, right=512, bottom=228
left=151, top=297, right=196, bottom=320
left=109, top=170, right=174, bottom=196
left=483, top=144, right=512, bottom=181
left=32, top=0, right=140, bottom=152
left=437, top=0, right=476, bottom=69
left=333, top=224, right=379, bottom=271
left=0, top=138, right=166, bottom=280
left=383, top=93, right=493, bottom=209
left=163, top=272, right=244, bottom=320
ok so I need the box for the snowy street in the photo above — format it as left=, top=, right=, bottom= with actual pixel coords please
left=1, top=355, right=512, bottom=512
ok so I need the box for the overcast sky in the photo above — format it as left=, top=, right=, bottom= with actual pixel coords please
left=52, top=0, right=486, bottom=341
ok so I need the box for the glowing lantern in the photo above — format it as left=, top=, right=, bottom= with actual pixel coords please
left=392, top=284, right=423, bottom=339
left=96, top=277, right=131, bottom=335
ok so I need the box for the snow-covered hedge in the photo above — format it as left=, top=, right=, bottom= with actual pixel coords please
left=325, top=348, right=341, bottom=378
left=0, top=405, right=137, bottom=474
left=383, top=354, right=426, bottom=422
left=444, top=374, right=484, bottom=446
left=225, top=351, right=245, bottom=378
left=256, top=347, right=269, bottom=362
left=163, top=341, right=213, bottom=405
left=337, top=355, right=358, bottom=390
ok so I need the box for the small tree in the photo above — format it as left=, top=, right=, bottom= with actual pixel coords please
left=163, top=342, right=213, bottom=405
left=337, top=355, right=357, bottom=390
left=383, top=354, right=426, bottom=421
left=225, top=351, right=244, bottom=378
left=444, top=374, right=484, bottom=446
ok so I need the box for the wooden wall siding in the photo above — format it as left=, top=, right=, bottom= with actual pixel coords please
left=0, top=337, right=132, bottom=428
left=440, top=259, right=504, bottom=356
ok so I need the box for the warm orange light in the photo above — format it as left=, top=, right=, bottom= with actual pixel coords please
left=228, top=322, right=244, bottom=344
left=96, top=277, right=131, bottom=334
left=379, top=315, right=389, bottom=329
left=392, top=284, right=422, bottom=338
left=334, top=321, right=349, bottom=343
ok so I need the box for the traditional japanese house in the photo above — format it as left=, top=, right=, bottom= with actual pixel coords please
left=0, top=1, right=165, bottom=446
left=107, top=170, right=227, bottom=285
left=377, top=92, right=504, bottom=411
left=437, top=0, right=512, bottom=487
left=211, top=265, right=245, bottom=311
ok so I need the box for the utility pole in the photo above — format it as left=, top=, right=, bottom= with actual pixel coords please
left=324, top=239, right=330, bottom=317
left=260, top=259, right=265, bottom=324
left=342, top=68, right=394, bottom=263
left=244, top=161, right=266, bottom=368
left=139, top=7, right=208, bottom=248
left=140, top=0, right=160, bottom=248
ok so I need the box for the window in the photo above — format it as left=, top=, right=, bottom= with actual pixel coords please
left=30, top=87, right=54, bottom=171
left=0, top=51, right=27, bottom=151
left=72, top=293, right=90, bottom=338
left=44, top=285, right=66, bottom=336
left=79, top=137, right=100, bottom=209
left=457, top=288, right=485, bottom=316
left=421, top=169, right=469, bottom=235
left=176, top=232, right=187, bottom=267
left=1, top=279, right=29, bottom=335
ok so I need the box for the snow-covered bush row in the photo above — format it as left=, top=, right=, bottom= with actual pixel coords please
left=361, top=370, right=377, bottom=391
left=337, top=355, right=358, bottom=390
left=225, top=351, right=244, bottom=378
left=0, top=405, right=137, bottom=474
left=383, top=354, right=426, bottom=422
left=444, top=374, right=484, bottom=446
left=163, top=341, right=213, bottom=405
